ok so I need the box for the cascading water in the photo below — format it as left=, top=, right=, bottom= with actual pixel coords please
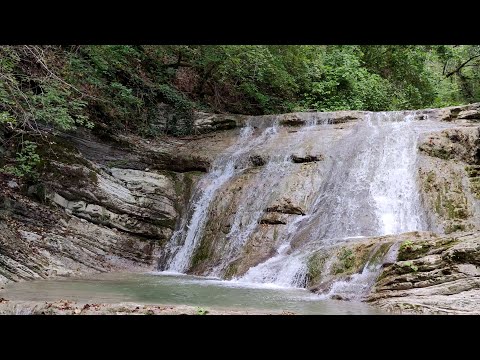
left=370, top=112, right=428, bottom=235
left=160, top=109, right=453, bottom=301
left=208, top=116, right=322, bottom=277
left=238, top=112, right=431, bottom=290
left=163, top=119, right=280, bottom=273
left=300, top=111, right=428, bottom=242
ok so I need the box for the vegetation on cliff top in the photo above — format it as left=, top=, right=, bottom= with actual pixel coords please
left=1, top=45, right=479, bottom=179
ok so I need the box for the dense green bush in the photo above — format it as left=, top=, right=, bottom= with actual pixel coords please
left=1, top=140, right=40, bottom=180
left=2, top=44, right=479, bottom=185
left=1, top=44, right=479, bottom=146
left=2, top=45, right=479, bottom=136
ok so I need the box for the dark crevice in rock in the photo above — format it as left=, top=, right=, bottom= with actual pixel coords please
left=260, top=218, right=287, bottom=225
left=266, top=202, right=305, bottom=216
left=290, top=154, right=323, bottom=163
left=249, top=155, right=267, bottom=167
left=280, top=115, right=305, bottom=127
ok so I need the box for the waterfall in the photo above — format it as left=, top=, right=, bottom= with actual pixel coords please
left=160, top=110, right=453, bottom=300
left=238, top=112, right=429, bottom=289
left=164, top=119, right=280, bottom=272
left=208, top=116, right=321, bottom=277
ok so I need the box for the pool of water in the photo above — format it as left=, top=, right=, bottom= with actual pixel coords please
left=0, top=272, right=384, bottom=314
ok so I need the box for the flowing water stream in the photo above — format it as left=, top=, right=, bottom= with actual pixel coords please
left=3, top=111, right=456, bottom=314
left=0, top=272, right=383, bottom=314
left=163, top=119, right=281, bottom=272
left=160, top=111, right=454, bottom=301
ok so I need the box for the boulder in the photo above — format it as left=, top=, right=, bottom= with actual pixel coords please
left=458, top=109, right=480, bottom=120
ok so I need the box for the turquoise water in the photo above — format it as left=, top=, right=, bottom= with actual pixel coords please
left=1, top=272, right=384, bottom=314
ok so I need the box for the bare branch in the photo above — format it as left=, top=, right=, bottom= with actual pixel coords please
left=446, top=54, right=480, bottom=78
left=23, top=45, right=109, bottom=104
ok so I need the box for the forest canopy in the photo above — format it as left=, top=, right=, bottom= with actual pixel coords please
left=1, top=45, right=479, bottom=139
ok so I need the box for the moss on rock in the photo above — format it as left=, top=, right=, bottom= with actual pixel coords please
left=306, top=251, right=328, bottom=286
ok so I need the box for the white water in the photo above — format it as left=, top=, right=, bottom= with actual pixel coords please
left=237, top=112, right=432, bottom=290
left=162, top=110, right=453, bottom=299
left=208, top=117, right=321, bottom=276
left=239, top=243, right=308, bottom=287
left=370, top=113, right=426, bottom=235
left=164, top=119, right=280, bottom=272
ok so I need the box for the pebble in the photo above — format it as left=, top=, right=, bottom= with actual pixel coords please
left=7, top=180, right=19, bottom=189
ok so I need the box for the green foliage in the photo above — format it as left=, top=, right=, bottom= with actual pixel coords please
left=1, top=45, right=480, bottom=174
left=402, top=261, right=419, bottom=272
left=400, top=240, right=414, bottom=251
left=196, top=307, right=208, bottom=315
left=157, top=84, right=194, bottom=135
left=1, top=140, right=40, bottom=179
left=32, top=83, right=93, bottom=130
left=0, top=111, right=15, bottom=125
left=2, top=45, right=479, bottom=137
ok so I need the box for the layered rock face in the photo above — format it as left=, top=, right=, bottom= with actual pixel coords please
left=365, top=104, right=480, bottom=313
left=0, top=189, right=157, bottom=284
left=368, top=231, right=480, bottom=314
left=1, top=103, right=480, bottom=316
left=418, top=126, right=480, bottom=234
left=0, top=131, right=204, bottom=285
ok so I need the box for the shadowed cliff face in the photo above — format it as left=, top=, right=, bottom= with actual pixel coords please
left=0, top=127, right=208, bottom=285
left=1, top=103, right=480, bottom=314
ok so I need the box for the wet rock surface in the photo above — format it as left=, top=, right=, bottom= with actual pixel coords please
left=2, top=105, right=480, bottom=316
left=0, top=299, right=282, bottom=315
left=369, top=231, right=480, bottom=314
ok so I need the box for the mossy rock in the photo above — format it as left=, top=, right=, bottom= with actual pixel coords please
left=332, top=248, right=356, bottom=275
left=445, top=223, right=466, bottom=234
left=306, top=251, right=328, bottom=286
left=190, top=237, right=213, bottom=271
left=390, top=261, right=419, bottom=274
left=398, top=240, right=430, bottom=261
left=422, top=171, right=436, bottom=192
left=465, top=165, right=480, bottom=178
left=367, top=243, right=394, bottom=269
left=224, top=262, right=238, bottom=279
left=153, top=217, right=177, bottom=230
left=465, top=166, right=480, bottom=199
left=26, top=183, right=48, bottom=203
left=36, top=135, right=93, bottom=170
left=420, top=145, right=452, bottom=160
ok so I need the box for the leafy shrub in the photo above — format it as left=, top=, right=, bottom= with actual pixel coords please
left=1, top=140, right=41, bottom=179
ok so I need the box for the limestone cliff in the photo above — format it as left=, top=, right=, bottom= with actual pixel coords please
left=1, top=103, right=480, bottom=316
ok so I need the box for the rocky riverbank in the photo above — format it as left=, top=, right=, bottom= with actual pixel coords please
left=0, top=298, right=287, bottom=315
left=368, top=231, right=480, bottom=314
left=1, top=104, right=480, bottom=314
